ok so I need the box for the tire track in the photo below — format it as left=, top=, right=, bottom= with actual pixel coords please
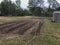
left=12, top=20, right=37, bottom=35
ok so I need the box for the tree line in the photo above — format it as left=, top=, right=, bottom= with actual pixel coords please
left=0, top=0, right=60, bottom=17
left=0, top=0, right=29, bottom=16
left=29, top=0, right=60, bottom=17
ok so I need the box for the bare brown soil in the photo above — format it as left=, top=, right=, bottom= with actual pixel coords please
left=0, top=18, right=44, bottom=38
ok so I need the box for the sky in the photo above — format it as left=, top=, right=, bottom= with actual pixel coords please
left=20, top=0, right=29, bottom=9
left=0, top=0, right=60, bottom=9
left=11, top=0, right=29, bottom=9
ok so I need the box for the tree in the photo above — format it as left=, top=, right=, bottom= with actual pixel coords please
left=29, top=0, right=44, bottom=7
left=15, top=0, right=24, bottom=16
left=56, top=7, right=60, bottom=11
left=43, top=0, right=60, bottom=17
left=29, top=7, right=43, bottom=16
left=29, top=0, right=44, bottom=16
left=23, top=10, right=30, bottom=16
left=0, top=1, right=8, bottom=15
left=0, top=0, right=17, bottom=16
left=34, top=7, right=43, bottom=16
left=37, top=0, right=44, bottom=8
left=47, top=0, right=60, bottom=9
left=29, top=0, right=37, bottom=7
left=16, top=0, right=21, bottom=9
left=44, top=6, right=55, bottom=17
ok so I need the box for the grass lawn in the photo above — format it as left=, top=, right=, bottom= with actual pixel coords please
left=0, top=17, right=60, bottom=45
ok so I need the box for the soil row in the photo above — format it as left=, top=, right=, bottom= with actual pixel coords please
left=0, top=19, right=44, bottom=38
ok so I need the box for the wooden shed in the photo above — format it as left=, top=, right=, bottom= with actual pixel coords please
left=53, top=11, right=60, bottom=22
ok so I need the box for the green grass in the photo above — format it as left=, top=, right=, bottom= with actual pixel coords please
left=0, top=17, right=60, bottom=45
left=28, top=19, right=60, bottom=45
left=22, top=19, right=60, bottom=45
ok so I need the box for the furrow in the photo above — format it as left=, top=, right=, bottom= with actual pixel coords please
left=0, top=20, right=27, bottom=29
left=0, top=20, right=31, bottom=34
left=12, top=20, right=37, bottom=35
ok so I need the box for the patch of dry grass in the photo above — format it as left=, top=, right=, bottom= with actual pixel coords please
left=0, top=16, right=35, bottom=24
left=0, top=17, right=60, bottom=45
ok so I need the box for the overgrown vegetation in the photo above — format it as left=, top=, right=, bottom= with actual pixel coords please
left=0, top=18, right=60, bottom=45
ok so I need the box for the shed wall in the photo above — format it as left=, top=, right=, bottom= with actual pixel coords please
left=53, top=13, right=60, bottom=22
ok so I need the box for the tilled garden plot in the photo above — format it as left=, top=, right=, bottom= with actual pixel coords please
left=0, top=20, right=33, bottom=33
left=0, top=19, right=44, bottom=38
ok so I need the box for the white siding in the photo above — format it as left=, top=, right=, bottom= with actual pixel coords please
left=53, top=11, right=60, bottom=22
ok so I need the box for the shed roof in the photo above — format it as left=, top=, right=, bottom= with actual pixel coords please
left=53, top=11, right=60, bottom=13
